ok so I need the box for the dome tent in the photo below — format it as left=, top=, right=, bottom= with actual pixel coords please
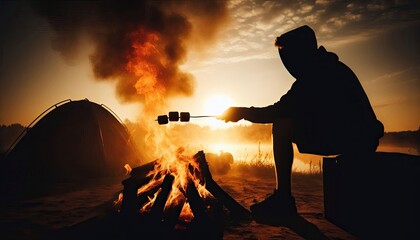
left=2, top=99, right=142, bottom=199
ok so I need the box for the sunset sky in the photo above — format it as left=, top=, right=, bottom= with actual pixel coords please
left=0, top=0, right=419, bottom=132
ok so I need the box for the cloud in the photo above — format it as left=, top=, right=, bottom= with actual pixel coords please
left=374, top=97, right=407, bottom=109
left=369, top=67, right=420, bottom=84
left=208, top=0, right=420, bottom=64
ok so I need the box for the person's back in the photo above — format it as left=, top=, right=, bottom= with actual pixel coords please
left=273, top=25, right=383, bottom=155
left=291, top=45, right=384, bottom=155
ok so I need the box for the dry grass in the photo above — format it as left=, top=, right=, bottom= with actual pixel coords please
left=229, top=143, right=323, bottom=179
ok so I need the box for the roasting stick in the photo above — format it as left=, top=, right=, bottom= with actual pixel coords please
left=155, top=111, right=220, bottom=124
left=190, top=115, right=218, bottom=118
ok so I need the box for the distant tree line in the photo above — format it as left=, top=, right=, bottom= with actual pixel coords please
left=379, top=127, right=420, bottom=152
left=1, top=123, right=419, bottom=159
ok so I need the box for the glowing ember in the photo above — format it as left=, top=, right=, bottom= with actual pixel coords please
left=124, top=164, right=132, bottom=175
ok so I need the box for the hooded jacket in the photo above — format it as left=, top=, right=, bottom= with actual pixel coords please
left=244, top=26, right=384, bottom=155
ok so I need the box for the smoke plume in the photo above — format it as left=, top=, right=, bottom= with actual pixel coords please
left=32, top=0, right=228, bottom=102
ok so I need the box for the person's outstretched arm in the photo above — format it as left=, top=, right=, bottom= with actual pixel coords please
left=218, top=106, right=275, bottom=123
left=218, top=82, right=298, bottom=124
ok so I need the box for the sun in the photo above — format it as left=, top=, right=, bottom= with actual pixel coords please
left=200, top=95, right=234, bottom=129
left=204, top=95, right=233, bottom=116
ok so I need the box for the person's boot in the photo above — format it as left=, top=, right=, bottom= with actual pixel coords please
left=250, top=189, right=297, bottom=224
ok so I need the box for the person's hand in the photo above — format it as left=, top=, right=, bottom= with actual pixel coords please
left=218, top=107, right=247, bottom=122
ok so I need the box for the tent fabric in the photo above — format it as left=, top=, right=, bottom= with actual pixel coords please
left=1, top=99, right=142, bottom=199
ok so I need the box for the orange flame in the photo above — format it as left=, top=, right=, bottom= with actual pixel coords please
left=119, top=28, right=213, bottom=221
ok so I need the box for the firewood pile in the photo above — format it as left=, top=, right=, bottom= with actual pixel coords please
left=117, top=151, right=251, bottom=239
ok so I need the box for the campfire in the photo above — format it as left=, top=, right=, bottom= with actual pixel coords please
left=105, top=21, right=251, bottom=239
left=115, top=150, right=250, bottom=239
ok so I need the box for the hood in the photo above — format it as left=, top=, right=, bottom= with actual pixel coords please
left=276, top=25, right=318, bottom=78
left=275, top=25, right=317, bottom=50
left=317, top=46, right=339, bottom=64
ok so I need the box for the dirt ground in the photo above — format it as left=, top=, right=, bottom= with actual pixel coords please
left=218, top=173, right=355, bottom=239
left=0, top=171, right=356, bottom=239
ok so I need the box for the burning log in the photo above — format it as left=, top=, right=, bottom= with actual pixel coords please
left=137, top=184, right=160, bottom=211
left=162, top=198, right=185, bottom=233
left=186, top=178, right=224, bottom=240
left=186, top=179, right=210, bottom=225
left=149, top=174, right=175, bottom=223
left=120, top=160, right=157, bottom=215
left=129, top=160, right=157, bottom=180
left=120, top=178, right=139, bottom=215
left=194, top=151, right=251, bottom=220
left=118, top=150, right=249, bottom=238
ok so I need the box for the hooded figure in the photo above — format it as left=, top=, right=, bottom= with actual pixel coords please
left=274, top=25, right=384, bottom=154
left=219, top=25, right=384, bottom=221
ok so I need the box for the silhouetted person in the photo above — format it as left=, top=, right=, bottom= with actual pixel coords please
left=219, top=25, right=384, bottom=221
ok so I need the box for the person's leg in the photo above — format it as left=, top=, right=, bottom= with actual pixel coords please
left=250, top=118, right=297, bottom=219
left=272, top=118, right=294, bottom=196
